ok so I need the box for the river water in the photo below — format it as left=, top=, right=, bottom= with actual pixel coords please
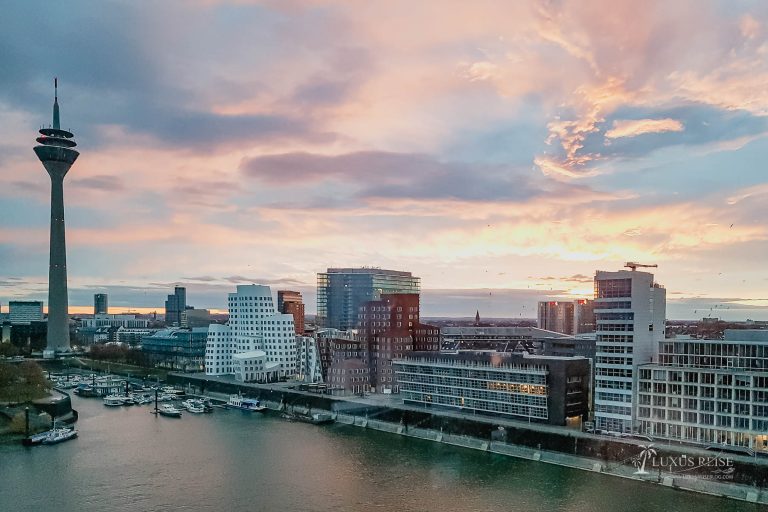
left=0, top=395, right=762, bottom=512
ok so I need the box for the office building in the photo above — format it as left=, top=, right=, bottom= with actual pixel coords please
left=94, top=293, right=108, bottom=315
left=394, top=351, right=590, bottom=426
left=81, top=314, right=149, bottom=329
left=204, top=284, right=296, bottom=382
left=573, top=299, right=595, bottom=334
left=183, top=308, right=212, bottom=328
left=538, top=299, right=595, bottom=335
left=9, top=301, right=44, bottom=325
left=593, top=269, right=666, bottom=433
left=538, top=301, right=575, bottom=334
left=35, top=80, right=79, bottom=356
left=541, top=334, right=597, bottom=359
left=278, top=290, right=305, bottom=334
left=317, top=268, right=420, bottom=330
left=440, top=326, right=570, bottom=352
left=636, top=330, right=768, bottom=454
left=164, top=286, right=186, bottom=326
left=141, top=328, right=208, bottom=371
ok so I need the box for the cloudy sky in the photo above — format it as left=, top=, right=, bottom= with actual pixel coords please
left=2, top=0, right=768, bottom=320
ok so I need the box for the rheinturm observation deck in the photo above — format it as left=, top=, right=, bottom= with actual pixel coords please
left=34, top=79, right=79, bottom=357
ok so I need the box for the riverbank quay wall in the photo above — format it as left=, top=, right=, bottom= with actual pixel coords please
left=168, top=373, right=768, bottom=503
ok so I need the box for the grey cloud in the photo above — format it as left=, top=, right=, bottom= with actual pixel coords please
left=241, top=151, right=547, bottom=202
left=182, top=276, right=218, bottom=283
left=0, top=2, right=335, bottom=151
left=71, top=175, right=124, bottom=191
left=10, top=181, right=46, bottom=193
left=222, top=276, right=306, bottom=286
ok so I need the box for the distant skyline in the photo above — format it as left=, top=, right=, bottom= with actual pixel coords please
left=1, top=281, right=764, bottom=321
left=1, top=1, right=767, bottom=321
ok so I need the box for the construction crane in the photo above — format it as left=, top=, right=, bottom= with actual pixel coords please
left=625, top=262, right=658, bottom=271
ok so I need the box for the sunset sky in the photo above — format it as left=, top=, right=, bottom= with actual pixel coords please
left=1, top=1, right=768, bottom=320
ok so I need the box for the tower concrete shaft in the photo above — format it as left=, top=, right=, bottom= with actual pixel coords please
left=34, top=79, right=79, bottom=355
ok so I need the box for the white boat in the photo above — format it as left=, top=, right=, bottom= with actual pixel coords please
left=157, top=404, right=183, bottom=418
left=226, top=394, right=266, bottom=412
left=186, top=403, right=206, bottom=414
left=103, top=395, right=124, bottom=406
left=41, top=428, right=78, bottom=444
left=23, top=424, right=74, bottom=446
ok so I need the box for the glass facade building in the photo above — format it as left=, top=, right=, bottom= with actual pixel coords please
left=141, top=327, right=208, bottom=371
left=316, top=268, right=420, bottom=330
left=394, top=351, right=590, bottom=425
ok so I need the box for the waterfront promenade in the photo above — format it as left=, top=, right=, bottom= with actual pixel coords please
left=170, top=372, right=768, bottom=505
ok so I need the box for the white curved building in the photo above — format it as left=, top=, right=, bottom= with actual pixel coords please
left=205, top=284, right=297, bottom=382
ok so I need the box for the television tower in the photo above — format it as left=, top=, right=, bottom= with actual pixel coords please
left=34, top=79, right=79, bottom=357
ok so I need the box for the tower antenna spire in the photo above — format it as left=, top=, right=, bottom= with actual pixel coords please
left=53, top=77, right=60, bottom=130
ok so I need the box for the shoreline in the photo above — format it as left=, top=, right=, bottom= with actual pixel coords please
left=169, top=373, right=768, bottom=506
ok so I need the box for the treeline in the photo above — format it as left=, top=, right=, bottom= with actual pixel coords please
left=0, top=361, right=52, bottom=403
left=88, top=344, right=148, bottom=366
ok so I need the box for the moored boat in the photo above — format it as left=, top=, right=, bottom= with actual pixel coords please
left=22, top=426, right=74, bottom=446
left=41, top=428, right=78, bottom=444
left=103, top=395, right=124, bottom=406
left=157, top=404, right=183, bottom=418
left=226, top=394, right=266, bottom=412
left=282, top=411, right=335, bottom=425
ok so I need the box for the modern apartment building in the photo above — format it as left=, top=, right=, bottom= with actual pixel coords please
left=394, top=351, right=590, bottom=426
left=636, top=330, right=768, bottom=454
left=593, top=269, right=666, bottom=433
left=204, top=284, right=296, bottom=382
left=316, top=268, right=420, bottom=330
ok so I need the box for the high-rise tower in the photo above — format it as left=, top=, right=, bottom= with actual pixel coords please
left=34, top=79, right=79, bottom=356
left=593, top=269, right=666, bottom=433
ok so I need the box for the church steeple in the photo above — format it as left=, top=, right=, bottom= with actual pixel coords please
left=475, top=310, right=480, bottom=325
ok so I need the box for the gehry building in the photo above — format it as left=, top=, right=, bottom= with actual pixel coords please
left=204, top=284, right=297, bottom=382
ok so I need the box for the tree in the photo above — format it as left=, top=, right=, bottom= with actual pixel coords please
left=0, top=361, right=51, bottom=403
